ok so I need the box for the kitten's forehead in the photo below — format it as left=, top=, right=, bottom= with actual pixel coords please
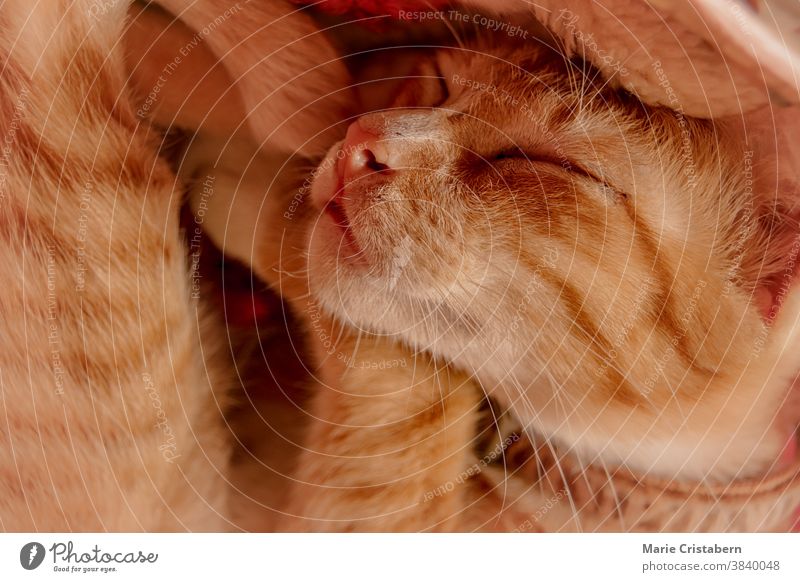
left=440, top=46, right=594, bottom=146
left=443, top=44, right=568, bottom=100
left=435, top=46, right=655, bottom=196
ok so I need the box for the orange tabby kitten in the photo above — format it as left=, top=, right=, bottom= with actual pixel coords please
left=192, top=38, right=800, bottom=530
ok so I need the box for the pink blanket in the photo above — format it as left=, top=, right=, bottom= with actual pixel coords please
left=313, top=0, right=800, bottom=115
left=472, top=0, right=800, bottom=118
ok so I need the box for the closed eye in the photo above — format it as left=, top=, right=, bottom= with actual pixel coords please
left=493, top=146, right=530, bottom=162
left=492, top=147, right=571, bottom=172
left=492, top=147, right=628, bottom=201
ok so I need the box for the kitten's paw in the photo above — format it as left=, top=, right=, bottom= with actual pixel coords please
left=180, top=134, right=313, bottom=303
left=181, top=136, right=297, bottom=265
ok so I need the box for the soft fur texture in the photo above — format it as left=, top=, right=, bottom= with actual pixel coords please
left=315, top=0, right=800, bottom=117
left=0, top=0, right=350, bottom=531
left=0, top=0, right=232, bottom=530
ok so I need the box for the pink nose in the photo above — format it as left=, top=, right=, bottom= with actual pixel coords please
left=338, top=119, right=393, bottom=184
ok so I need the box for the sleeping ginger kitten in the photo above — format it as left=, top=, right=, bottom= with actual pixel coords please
left=188, top=38, right=800, bottom=530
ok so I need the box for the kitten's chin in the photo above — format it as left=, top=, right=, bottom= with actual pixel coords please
left=307, top=234, right=404, bottom=330
left=309, top=210, right=366, bottom=268
left=306, top=229, right=455, bottom=349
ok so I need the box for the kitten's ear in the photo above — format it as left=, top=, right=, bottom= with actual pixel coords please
left=720, top=106, right=800, bottom=320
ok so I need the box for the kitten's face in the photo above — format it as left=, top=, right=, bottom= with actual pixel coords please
left=310, top=46, right=652, bottom=342
left=306, top=44, right=799, bottom=481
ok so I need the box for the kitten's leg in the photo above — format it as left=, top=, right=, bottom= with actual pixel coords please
left=0, top=1, right=228, bottom=531
left=282, top=318, right=481, bottom=532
